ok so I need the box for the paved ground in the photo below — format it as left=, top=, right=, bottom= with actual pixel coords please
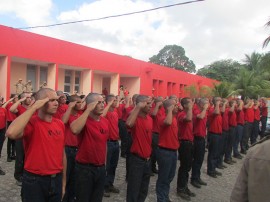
left=0, top=142, right=243, bottom=202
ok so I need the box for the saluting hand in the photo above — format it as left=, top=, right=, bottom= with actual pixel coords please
left=32, top=97, right=49, bottom=110
left=86, top=101, right=98, bottom=112
left=68, top=101, right=77, bottom=109
left=19, top=97, right=26, bottom=102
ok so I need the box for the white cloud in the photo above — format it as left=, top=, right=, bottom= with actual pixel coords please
left=0, top=0, right=270, bottom=71
left=0, top=0, right=53, bottom=25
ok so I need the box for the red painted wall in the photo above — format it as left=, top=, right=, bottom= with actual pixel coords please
left=0, top=25, right=217, bottom=98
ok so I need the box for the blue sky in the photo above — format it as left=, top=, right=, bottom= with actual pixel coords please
left=0, top=0, right=269, bottom=69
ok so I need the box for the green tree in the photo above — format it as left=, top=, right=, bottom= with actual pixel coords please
left=233, top=69, right=270, bottom=99
left=243, top=52, right=262, bottom=71
left=149, top=45, right=196, bottom=73
left=196, top=59, right=242, bottom=82
left=212, top=82, right=234, bottom=98
left=263, top=19, right=270, bottom=48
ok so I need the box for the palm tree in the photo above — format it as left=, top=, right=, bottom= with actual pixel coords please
left=243, top=52, right=262, bottom=71
left=263, top=19, right=270, bottom=48
left=233, top=69, right=270, bottom=99
left=212, top=82, right=234, bottom=98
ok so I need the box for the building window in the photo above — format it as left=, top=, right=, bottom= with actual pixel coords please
left=74, top=71, right=81, bottom=93
left=40, top=66, right=48, bottom=85
left=64, top=70, right=72, bottom=93
left=27, top=65, right=37, bottom=91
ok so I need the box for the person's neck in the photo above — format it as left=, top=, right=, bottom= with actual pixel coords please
left=90, top=112, right=101, bottom=121
left=38, top=111, right=53, bottom=122
left=71, top=109, right=78, bottom=115
left=22, top=103, right=30, bottom=109
left=109, top=106, right=115, bottom=112
left=138, top=111, right=147, bottom=118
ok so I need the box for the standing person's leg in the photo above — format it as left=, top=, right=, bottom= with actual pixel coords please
left=126, top=154, right=145, bottom=202
left=118, top=120, right=128, bottom=157
left=138, top=160, right=151, bottom=202
left=125, top=132, right=132, bottom=180
left=225, top=127, right=235, bottom=162
left=91, top=166, right=106, bottom=202
left=151, top=133, right=159, bottom=173
left=207, top=133, right=220, bottom=176
left=156, top=148, right=176, bottom=202
left=233, top=125, right=243, bottom=158
left=14, top=139, right=24, bottom=184
left=241, top=123, right=249, bottom=154
left=217, top=131, right=226, bottom=167
left=0, top=128, right=6, bottom=175
left=260, top=116, right=267, bottom=138
left=191, top=137, right=206, bottom=186
left=251, top=120, right=259, bottom=144
left=105, top=141, right=120, bottom=193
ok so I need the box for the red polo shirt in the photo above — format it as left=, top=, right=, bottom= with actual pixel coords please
left=76, top=116, right=109, bottom=165
left=130, top=115, right=153, bottom=159
left=54, top=104, right=68, bottom=119
left=0, top=108, right=7, bottom=129
left=236, top=108, right=245, bottom=125
left=65, top=114, right=80, bottom=147
left=178, top=111, right=193, bottom=141
left=106, top=109, right=119, bottom=140
left=261, top=103, right=268, bottom=117
left=228, top=110, right=237, bottom=127
left=116, top=104, right=124, bottom=120
left=17, top=105, right=27, bottom=116
left=158, top=116, right=179, bottom=150
left=244, top=108, right=254, bottom=123
left=193, top=108, right=207, bottom=137
left=208, top=108, right=222, bottom=134
left=222, top=108, right=229, bottom=131
left=122, top=106, right=134, bottom=122
left=23, top=116, right=65, bottom=175
left=254, top=107, right=260, bottom=121
left=151, top=105, right=165, bottom=134
left=6, top=102, right=17, bottom=122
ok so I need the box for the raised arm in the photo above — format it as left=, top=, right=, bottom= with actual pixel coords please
left=10, top=97, right=26, bottom=113
left=62, top=101, right=76, bottom=124
left=6, top=98, right=49, bottom=139
left=70, top=102, right=97, bottom=135
left=126, top=102, right=146, bottom=128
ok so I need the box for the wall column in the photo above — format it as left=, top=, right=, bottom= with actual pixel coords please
left=48, top=64, right=57, bottom=90
left=110, top=73, right=119, bottom=95
left=0, top=56, right=9, bottom=99
left=82, top=69, right=92, bottom=94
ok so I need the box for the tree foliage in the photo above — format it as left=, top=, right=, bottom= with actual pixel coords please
left=149, top=45, right=196, bottom=73
left=263, top=19, right=270, bottom=48
left=196, top=59, right=242, bottom=82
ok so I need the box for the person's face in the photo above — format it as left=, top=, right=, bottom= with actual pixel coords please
left=58, top=94, right=66, bottom=105
left=172, top=100, right=178, bottom=114
left=93, top=95, right=105, bottom=116
left=74, top=98, right=82, bottom=110
left=43, top=91, right=59, bottom=115
left=23, top=94, right=32, bottom=106
left=142, top=98, right=152, bottom=114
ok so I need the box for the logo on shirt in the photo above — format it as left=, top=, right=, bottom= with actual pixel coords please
left=48, top=130, right=62, bottom=136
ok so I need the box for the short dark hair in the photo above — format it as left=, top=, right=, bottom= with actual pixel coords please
left=36, top=88, right=55, bottom=100
left=136, top=95, right=149, bottom=104
left=106, top=94, right=115, bottom=103
left=181, top=97, right=190, bottom=107
left=85, top=93, right=100, bottom=104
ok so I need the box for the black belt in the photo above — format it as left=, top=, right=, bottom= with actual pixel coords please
left=76, top=161, right=105, bottom=167
left=180, top=139, right=192, bottom=142
left=65, top=145, right=78, bottom=149
left=24, top=170, right=61, bottom=178
left=107, top=139, right=118, bottom=142
left=158, top=146, right=177, bottom=152
left=131, top=153, right=150, bottom=162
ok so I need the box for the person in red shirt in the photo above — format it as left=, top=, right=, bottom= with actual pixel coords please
left=233, top=99, right=244, bottom=159
left=150, top=96, right=164, bottom=174
left=241, top=99, right=254, bottom=154
left=5, top=94, right=18, bottom=162
left=260, top=97, right=268, bottom=138
left=61, top=95, right=82, bottom=202
left=126, top=95, right=153, bottom=202
left=0, top=96, right=7, bottom=175
left=102, top=94, right=121, bottom=197
left=217, top=98, right=229, bottom=168
left=123, top=94, right=138, bottom=180
left=6, top=88, right=67, bottom=202
left=176, top=97, right=195, bottom=201
left=207, top=97, right=222, bottom=178
left=54, top=91, right=68, bottom=119
left=70, top=93, right=109, bottom=202
left=250, top=100, right=260, bottom=144
left=190, top=98, right=209, bottom=188
left=224, top=100, right=238, bottom=164
left=156, top=98, right=179, bottom=202
left=9, top=92, right=32, bottom=186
